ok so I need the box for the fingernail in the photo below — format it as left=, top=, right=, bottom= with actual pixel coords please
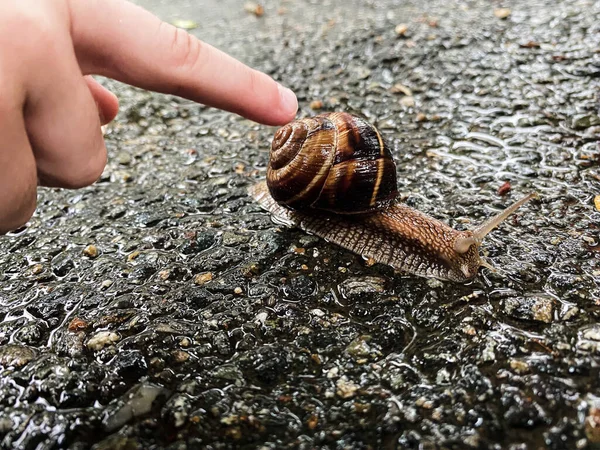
left=277, top=83, right=298, bottom=116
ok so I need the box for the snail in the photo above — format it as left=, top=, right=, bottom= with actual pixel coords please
left=248, top=112, right=535, bottom=282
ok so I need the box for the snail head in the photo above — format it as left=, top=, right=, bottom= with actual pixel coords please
left=448, top=192, right=537, bottom=281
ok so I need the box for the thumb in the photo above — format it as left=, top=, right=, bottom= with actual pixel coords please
left=84, top=76, right=119, bottom=125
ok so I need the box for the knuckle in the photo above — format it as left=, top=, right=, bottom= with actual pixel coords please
left=56, top=146, right=107, bottom=189
left=2, top=8, right=57, bottom=47
left=69, top=149, right=107, bottom=188
left=0, top=183, right=37, bottom=234
left=169, top=25, right=204, bottom=72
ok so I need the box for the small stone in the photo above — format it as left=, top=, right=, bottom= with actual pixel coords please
left=29, top=263, right=44, bottom=275
left=310, top=309, right=326, bottom=317
left=306, top=414, right=318, bottom=430
left=164, top=394, right=191, bottom=428
left=158, top=270, right=170, bottom=280
left=532, top=298, right=553, bottom=323
left=336, top=377, right=359, bottom=398
left=519, top=41, right=541, bottom=48
left=310, top=100, right=323, bottom=110
left=240, top=263, right=260, bottom=278
left=363, top=257, right=377, bottom=267
left=87, top=331, right=120, bottom=351
left=390, top=83, right=412, bottom=96
left=595, top=195, right=600, bottom=212
left=103, top=383, right=168, bottom=432
left=194, top=272, right=213, bottom=285
left=394, top=23, right=408, bottom=36
left=572, top=114, right=600, bottom=130
left=117, top=152, right=132, bottom=165
left=498, top=181, right=512, bottom=196
left=494, top=7, right=511, bottom=19
left=244, top=2, right=264, bottom=17
left=0, top=344, right=37, bottom=368
left=234, top=287, right=243, bottom=295
left=509, top=359, right=530, bottom=374
left=415, top=113, right=427, bottom=122
left=462, top=325, right=476, bottom=336
left=339, top=276, right=385, bottom=297
left=221, top=232, right=250, bottom=246
left=0, top=417, right=14, bottom=433
left=345, top=335, right=374, bottom=358
left=172, top=350, right=190, bottom=363
left=503, top=295, right=554, bottom=323
left=575, top=325, right=600, bottom=353
left=400, top=96, right=415, bottom=107
left=127, top=250, right=140, bottom=262
left=224, top=426, right=242, bottom=439
left=83, top=244, right=99, bottom=258
left=561, top=306, right=579, bottom=321
left=68, top=318, right=89, bottom=332
left=585, top=407, right=600, bottom=443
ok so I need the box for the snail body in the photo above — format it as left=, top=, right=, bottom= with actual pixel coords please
left=249, top=112, right=535, bottom=282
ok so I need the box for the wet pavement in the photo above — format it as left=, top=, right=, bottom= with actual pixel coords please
left=1, top=0, right=599, bottom=448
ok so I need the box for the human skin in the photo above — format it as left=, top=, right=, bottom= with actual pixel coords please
left=0, top=0, right=298, bottom=234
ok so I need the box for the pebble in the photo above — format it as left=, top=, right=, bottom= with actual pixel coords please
left=83, top=245, right=99, bottom=258
left=336, top=377, right=359, bottom=398
left=400, top=96, right=416, bottom=107
left=68, top=318, right=89, bottom=332
left=577, top=324, right=600, bottom=353
left=502, top=295, right=554, bottom=323
left=494, top=8, right=511, bottom=19
left=394, top=23, right=408, bottom=36
left=509, top=359, right=530, bottom=374
left=244, top=2, right=264, bottom=17
left=345, top=335, right=374, bottom=358
left=390, top=83, right=412, bottom=96
left=87, top=331, right=120, bottom=351
left=585, top=407, right=600, bottom=443
left=338, top=276, right=385, bottom=297
left=498, top=181, right=512, bottom=196
left=103, top=383, right=168, bottom=432
left=0, top=344, right=37, bottom=368
left=194, top=272, right=213, bottom=285
left=310, top=100, right=324, bottom=110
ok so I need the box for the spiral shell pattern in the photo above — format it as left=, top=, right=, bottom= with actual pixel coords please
left=266, top=112, right=398, bottom=214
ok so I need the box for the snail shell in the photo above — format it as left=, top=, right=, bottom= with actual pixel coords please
left=267, top=112, right=398, bottom=214
left=250, top=113, right=535, bottom=282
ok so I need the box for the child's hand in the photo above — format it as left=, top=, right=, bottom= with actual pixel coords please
left=0, top=0, right=298, bottom=233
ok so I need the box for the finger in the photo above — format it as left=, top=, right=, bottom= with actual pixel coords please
left=24, top=20, right=107, bottom=188
left=0, top=102, right=38, bottom=234
left=69, top=0, right=297, bottom=126
left=84, top=76, right=119, bottom=125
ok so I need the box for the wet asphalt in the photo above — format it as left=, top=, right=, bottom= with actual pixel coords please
left=1, top=0, right=599, bottom=448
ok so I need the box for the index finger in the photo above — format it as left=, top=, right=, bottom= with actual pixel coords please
left=69, top=0, right=297, bottom=126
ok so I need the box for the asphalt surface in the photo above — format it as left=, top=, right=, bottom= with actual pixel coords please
left=1, top=0, right=599, bottom=448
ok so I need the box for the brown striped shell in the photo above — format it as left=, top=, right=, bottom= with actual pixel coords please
left=266, top=112, right=398, bottom=215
